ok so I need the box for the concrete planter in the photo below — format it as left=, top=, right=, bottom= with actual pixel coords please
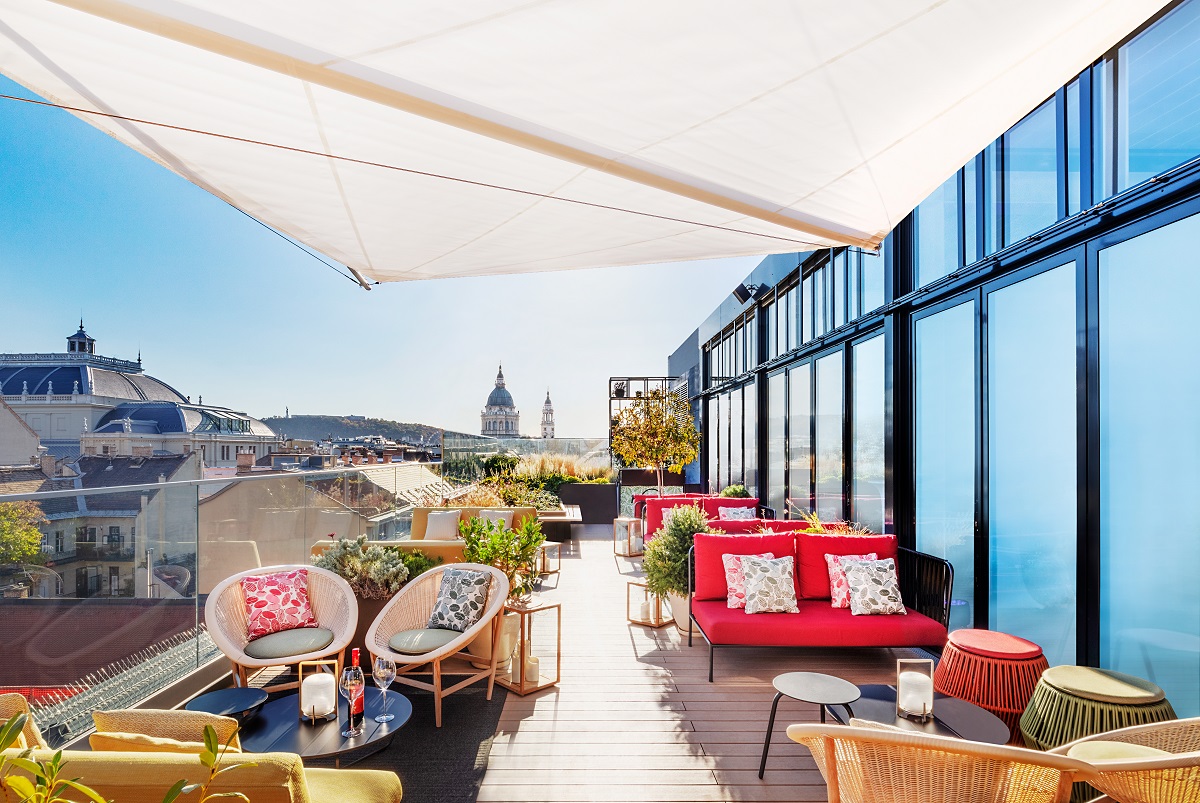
left=351, top=596, right=388, bottom=658
left=467, top=609, right=522, bottom=670
left=666, top=592, right=700, bottom=635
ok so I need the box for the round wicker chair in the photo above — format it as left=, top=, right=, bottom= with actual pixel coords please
left=1050, top=716, right=1200, bottom=803
left=204, top=564, right=357, bottom=691
left=365, top=563, right=509, bottom=727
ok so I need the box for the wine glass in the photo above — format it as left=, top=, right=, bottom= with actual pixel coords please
left=339, top=664, right=365, bottom=737
left=372, top=657, right=397, bottom=723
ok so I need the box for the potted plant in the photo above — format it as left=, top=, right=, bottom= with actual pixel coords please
left=610, top=388, right=700, bottom=496
left=460, top=514, right=545, bottom=668
left=642, top=504, right=714, bottom=633
left=311, top=534, right=440, bottom=656
left=719, top=484, right=751, bottom=498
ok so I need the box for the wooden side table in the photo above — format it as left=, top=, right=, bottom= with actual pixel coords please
left=496, top=597, right=561, bottom=696
left=627, top=580, right=670, bottom=628
left=613, top=517, right=643, bottom=556
left=536, top=541, right=561, bottom=576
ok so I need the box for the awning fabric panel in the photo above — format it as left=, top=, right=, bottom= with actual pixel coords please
left=0, top=0, right=1170, bottom=283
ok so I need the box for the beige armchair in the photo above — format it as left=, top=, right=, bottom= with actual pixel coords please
left=365, top=563, right=509, bottom=727
left=204, top=564, right=357, bottom=691
left=1050, top=716, right=1200, bottom=803
left=787, top=723, right=1092, bottom=803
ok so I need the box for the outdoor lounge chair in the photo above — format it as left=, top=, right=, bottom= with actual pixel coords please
left=1049, top=716, right=1200, bottom=803
left=787, top=723, right=1092, bottom=803
left=205, top=564, right=357, bottom=691
left=365, top=562, right=509, bottom=727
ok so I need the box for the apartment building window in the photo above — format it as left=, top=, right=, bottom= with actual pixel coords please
left=54, top=531, right=64, bottom=552
left=221, top=445, right=230, bottom=461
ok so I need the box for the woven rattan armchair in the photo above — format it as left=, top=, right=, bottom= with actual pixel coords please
left=787, top=723, right=1092, bottom=803
left=204, top=564, right=357, bottom=691
left=1049, top=716, right=1200, bottom=803
left=365, top=563, right=509, bottom=727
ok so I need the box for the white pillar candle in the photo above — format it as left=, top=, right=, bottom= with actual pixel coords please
left=524, top=655, right=540, bottom=683
left=300, top=672, right=337, bottom=717
left=638, top=600, right=651, bottom=621
left=898, top=671, right=933, bottom=716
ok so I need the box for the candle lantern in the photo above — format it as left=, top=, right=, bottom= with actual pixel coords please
left=896, top=658, right=935, bottom=722
left=298, top=659, right=339, bottom=723
left=496, top=596, right=561, bottom=696
left=626, top=580, right=670, bottom=627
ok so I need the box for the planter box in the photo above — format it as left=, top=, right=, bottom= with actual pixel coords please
left=351, top=596, right=388, bottom=659
left=559, top=482, right=618, bottom=524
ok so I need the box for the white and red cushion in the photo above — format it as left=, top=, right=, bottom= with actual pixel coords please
left=241, top=568, right=317, bottom=640
left=824, top=553, right=878, bottom=609
left=721, top=552, right=775, bottom=609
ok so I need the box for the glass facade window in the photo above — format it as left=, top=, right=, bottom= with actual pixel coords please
left=1067, top=79, right=1083, bottom=215
left=814, top=351, right=844, bottom=521
left=785, top=287, right=798, bottom=352
left=914, top=301, right=976, bottom=632
left=916, top=173, right=961, bottom=287
left=707, top=396, right=719, bottom=493
left=984, top=142, right=1002, bottom=254
left=963, top=158, right=979, bottom=264
left=801, top=275, right=814, bottom=344
left=734, top=325, right=744, bottom=376
left=1100, top=211, right=1200, bottom=717
left=851, top=335, right=886, bottom=533
left=743, top=382, right=757, bottom=496
left=745, top=312, right=757, bottom=368
left=861, top=245, right=885, bottom=314
left=787, top=363, right=812, bottom=515
left=846, top=250, right=860, bottom=320
left=729, top=387, right=742, bottom=488
left=767, top=372, right=786, bottom=516
left=1003, top=99, right=1059, bottom=245
left=767, top=300, right=778, bottom=360
left=1116, top=0, right=1200, bottom=191
left=813, top=266, right=827, bottom=339
left=987, top=263, right=1078, bottom=667
left=833, top=251, right=847, bottom=329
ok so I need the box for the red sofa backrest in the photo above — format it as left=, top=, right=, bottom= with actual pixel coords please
left=710, top=518, right=811, bottom=535
left=796, top=532, right=898, bottom=599
left=645, top=497, right=704, bottom=538
left=701, top=497, right=758, bottom=520
left=633, top=492, right=703, bottom=519
left=693, top=532, right=800, bottom=601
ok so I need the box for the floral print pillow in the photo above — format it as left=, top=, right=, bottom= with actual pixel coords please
left=717, top=506, right=756, bottom=521
left=843, top=558, right=907, bottom=616
left=824, top=552, right=878, bottom=609
left=721, top=552, right=775, bottom=609
left=241, top=568, right=317, bottom=640
left=427, top=568, right=491, bottom=632
left=741, top=555, right=800, bottom=614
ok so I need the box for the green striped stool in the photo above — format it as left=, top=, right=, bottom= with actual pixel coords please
left=1020, top=665, right=1177, bottom=802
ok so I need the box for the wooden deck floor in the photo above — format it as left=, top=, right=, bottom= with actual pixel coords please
left=479, top=524, right=925, bottom=803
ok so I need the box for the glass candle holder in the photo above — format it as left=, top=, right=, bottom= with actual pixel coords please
left=896, top=658, right=935, bottom=722
left=298, top=660, right=339, bottom=723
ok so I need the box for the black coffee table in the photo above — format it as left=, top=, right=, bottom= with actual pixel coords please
left=760, top=672, right=861, bottom=778
left=826, top=684, right=1010, bottom=744
left=239, top=689, right=412, bottom=768
left=185, top=687, right=269, bottom=724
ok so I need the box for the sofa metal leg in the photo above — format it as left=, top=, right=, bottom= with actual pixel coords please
left=708, top=644, right=714, bottom=683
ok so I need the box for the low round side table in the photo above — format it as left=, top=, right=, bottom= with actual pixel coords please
left=1019, top=666, right=1177, bottom=803
left=759, top=672, right=859, bottom=778
left=933, top=628, right=1048, bottom=745
left=185, top=687, right=269, bottom=724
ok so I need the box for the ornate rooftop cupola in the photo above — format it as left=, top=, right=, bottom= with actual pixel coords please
left=481, top=363, right=520, bottom=436
left=67, top=320, right=96, bottom=355
left=541, top=389, right=555, bottom=439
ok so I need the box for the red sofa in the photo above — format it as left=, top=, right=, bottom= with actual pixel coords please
left=687, top=531, right=953, bottom=681
left=643, top=495, right=774, bottom=538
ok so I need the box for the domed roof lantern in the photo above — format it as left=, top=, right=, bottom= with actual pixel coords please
left=67, top=319, right=96, bottom=354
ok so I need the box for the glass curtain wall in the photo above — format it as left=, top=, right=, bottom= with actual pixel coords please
left=1003, top=100, right=1059, bottom=245
left=814, top=352, right=844, bottom=521
left=707, top=396, right=719, bottom=492
left=914, top=301, right=976, bottom=632
left=767, top=372, right=786, bottom=515
left=852, top=335, right=886, bottom=532
left=743, top=382, right=757, bottom=496
left=987, top=263, right=1078, bottom=666
left=729, top=387, right=743, bottom=489
left=787, top=364, right=812, bottom=516
left=1100, top=211, right=1200, bottom=717
left=916, top=174, right=961, bottom=287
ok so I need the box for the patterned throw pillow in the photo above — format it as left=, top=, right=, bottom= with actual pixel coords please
left=741, top=555, right=799, bottom=614
left=843, top=558, right=907, bottom=616
left=717, top=506, right=756, bottom=521
left=824, top=552, right=878, bottom=609
left=721, top=552, right=775, bottom=609
left=427, top=568, right=491, bottom=632
left=241, top=568, right=316, bottom=640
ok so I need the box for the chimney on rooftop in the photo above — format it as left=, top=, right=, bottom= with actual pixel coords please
left=131, top=445, right=153, bottom=458
left=40, top=454, right=56, bottom=478
left=236, top=452, right=255, bottom=475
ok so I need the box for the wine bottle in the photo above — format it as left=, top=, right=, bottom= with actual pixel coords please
left=349, top=648, right=364, bottom=731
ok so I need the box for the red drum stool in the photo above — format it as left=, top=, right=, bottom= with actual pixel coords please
left=933, top=629, right=1048, bottom=745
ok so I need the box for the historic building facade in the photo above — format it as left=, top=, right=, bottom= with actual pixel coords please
left=541, top=391, right=555, bottom=439
left=480, top=365, right=520, bottom=436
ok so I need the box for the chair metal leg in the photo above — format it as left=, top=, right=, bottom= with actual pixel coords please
left=758, top=692, right=784, bottom=779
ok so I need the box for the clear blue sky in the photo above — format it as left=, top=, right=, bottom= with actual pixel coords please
left=0, top=74, right=757, bottom=436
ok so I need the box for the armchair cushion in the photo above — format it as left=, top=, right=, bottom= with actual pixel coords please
left=1066, top=740, right=1171, bottom=761
left=92, top=709, right=240, bottom=751
left=305, top=767, right=403, bottom=803
left=243, top=626, right=335, bottom=660
left=89, top=731, right=241, bottom=754
left=388, top=628, right=461, bottom=655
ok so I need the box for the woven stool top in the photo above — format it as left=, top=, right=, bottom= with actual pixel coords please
left=1042, top=666, right=1165, bottom=704
left=948, top=629, right=1043, bottom=660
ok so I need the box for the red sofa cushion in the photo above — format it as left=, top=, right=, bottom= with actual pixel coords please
left=693, top=533, right=798, bottom=601
left=797, top=533, right=898, bottom=599
left=645, top=497, right=704, bottom=538
left=700, top=497, right=758, bottom=519
left=709, top=518, right=770, bottom=535
left=633, top=493, right=703, bottom=518
left=691, top=598, right=947, bottom=648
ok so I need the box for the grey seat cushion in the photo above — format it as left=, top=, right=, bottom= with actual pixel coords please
left=243, top=626, right=335, bottom=660
left=388, top=628, right=461, bottom=655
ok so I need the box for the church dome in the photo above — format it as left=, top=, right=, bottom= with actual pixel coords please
left=487, top=386, right=515, bottom=408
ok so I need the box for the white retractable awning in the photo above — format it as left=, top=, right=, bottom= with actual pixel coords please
left=0, top=1, right=1169, bottom=284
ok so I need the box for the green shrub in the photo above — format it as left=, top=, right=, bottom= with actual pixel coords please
left=482, top=453, right=520, bottom=477
left=460, top=515, right=545, bottom=599
left=642, top=505, right=715, bottom=598
left=719, top=484, right=751, bottom=498
left=312, top=535, right=442, bottom=599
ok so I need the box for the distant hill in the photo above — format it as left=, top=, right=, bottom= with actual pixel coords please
left=262, top=414, right=443, bottom=445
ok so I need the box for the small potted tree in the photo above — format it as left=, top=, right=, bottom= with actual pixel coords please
left=460, top=514, right=545, bottom=668
left=642, top=504, right=715, bottom=633
left=610, top=388, right=700, bottom=496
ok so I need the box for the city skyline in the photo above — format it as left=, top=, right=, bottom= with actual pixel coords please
left=0, top=74, right=756, bottom=436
